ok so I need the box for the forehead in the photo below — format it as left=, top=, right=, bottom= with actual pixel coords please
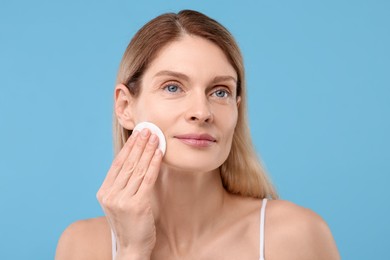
left=144, top=34, right=237, bottom=81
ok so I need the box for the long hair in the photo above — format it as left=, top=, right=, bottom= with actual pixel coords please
left=113, top=10, right=278, bottom=199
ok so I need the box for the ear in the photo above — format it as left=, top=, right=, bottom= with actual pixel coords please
left=114, top=84, right=136, bottom=130
left=236, top=96, right=241, bottom=108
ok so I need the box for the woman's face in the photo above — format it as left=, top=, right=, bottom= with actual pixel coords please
left=131, top=34, right=240, bottom=173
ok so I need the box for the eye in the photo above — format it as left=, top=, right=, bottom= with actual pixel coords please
left=212, top=89, right=230, bottom=98
left=163, top=83, right=182, bottom=93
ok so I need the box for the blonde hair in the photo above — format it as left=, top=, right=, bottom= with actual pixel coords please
left=113, top=10, right=278, bottom=199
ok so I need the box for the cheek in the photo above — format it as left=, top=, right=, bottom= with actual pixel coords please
left=135, top=97, right=164, bottom=121
left=134, top=101, right=177, bottom=136
left=215, top=108, right=238, bottom=156
left=217, top=106, right=238, bottom=131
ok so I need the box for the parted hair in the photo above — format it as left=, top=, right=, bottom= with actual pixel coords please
left=113, top=10, right=278, bottom=199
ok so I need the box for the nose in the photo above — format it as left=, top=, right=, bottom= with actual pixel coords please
left=185, top=93, right=214, bottom=124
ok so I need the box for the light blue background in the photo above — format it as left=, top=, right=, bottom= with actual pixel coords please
left=1, top=0, right=389, bottom=259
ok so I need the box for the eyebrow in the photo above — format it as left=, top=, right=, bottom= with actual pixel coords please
left=153, top=70, right=237, bottom=84
left=211, top=75, right=237, bottom=85
left=154, top=70, right=190, bottom=81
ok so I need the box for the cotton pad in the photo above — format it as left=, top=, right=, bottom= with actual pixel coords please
left=133, top=122, right=166, bottom=155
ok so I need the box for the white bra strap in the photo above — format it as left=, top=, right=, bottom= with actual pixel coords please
left=259, top=198, right=268, bottom=260
left=111, top=229, right=117, bottom=260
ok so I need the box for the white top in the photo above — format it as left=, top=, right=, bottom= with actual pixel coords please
left=111, top=198, right=268, bottom=260
left=259, top=198, right=268, bottom=260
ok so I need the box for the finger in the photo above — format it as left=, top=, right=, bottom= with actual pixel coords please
left=123, top=133, right=159, bottom=195
left=111, top=128, right=151, bottom=191
left=136, top=149, right=163, bottom=197
left=97, top=131, right=139, bottom=195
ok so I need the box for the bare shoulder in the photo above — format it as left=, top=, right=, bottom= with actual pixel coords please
left=55, top=216, right=111, bottom=260
left=265, top=200, right=340, bottom=260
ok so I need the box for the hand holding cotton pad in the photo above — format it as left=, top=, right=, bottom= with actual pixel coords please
left=133, top=122, right=166, bottom=155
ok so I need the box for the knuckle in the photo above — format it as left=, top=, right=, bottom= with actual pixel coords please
left=135, top=138, right=145, bottom=148
left=96, top=189, right=109, bottom=203
left=143, top=173, right=153, bottom=185
left=120, top=161, right=135, bottom=176
left=117, top=200, right=127, bottom=212
left=111, top=157, right=123, bottom=169
left=100, top=194, right=116, bottom=209
left=96, top=191, right=103, bottom=201
left=126, top=163, right=136, bottom=173
left=101, top=195, right=110, bottom=206
left=135, top=167, right=146, bottom=176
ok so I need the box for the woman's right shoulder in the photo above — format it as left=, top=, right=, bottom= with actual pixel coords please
left=55, top=216, right=112, bottom=260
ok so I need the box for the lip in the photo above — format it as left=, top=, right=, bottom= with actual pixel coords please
left=174, top=133, right=217, bottom=147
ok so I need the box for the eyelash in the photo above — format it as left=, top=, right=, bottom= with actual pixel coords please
left=161, top=82, right=232, bottom=99
left=212, top=88, right=231, bottom=98
left=162, top=82, right=183, bottom=94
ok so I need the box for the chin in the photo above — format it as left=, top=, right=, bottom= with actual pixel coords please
left=162, top=151, right=225, bottom=174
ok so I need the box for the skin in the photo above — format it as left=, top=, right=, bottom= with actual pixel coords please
left=55, top=35, right=340, bottom=260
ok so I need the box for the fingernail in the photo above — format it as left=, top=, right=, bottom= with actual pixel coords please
left=141, top=128, right=149, bottom=138
left=149, top=134, right=157, bottom=143
left=132, top=130, right=139, bottom=138
left=154, top=149, right=162, bottom=158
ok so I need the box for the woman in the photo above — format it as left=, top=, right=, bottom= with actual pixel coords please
left=56, top=10, right=340, bottom=260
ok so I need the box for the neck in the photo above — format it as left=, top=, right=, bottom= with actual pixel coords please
left=152, top=165, right=227, bottom=253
